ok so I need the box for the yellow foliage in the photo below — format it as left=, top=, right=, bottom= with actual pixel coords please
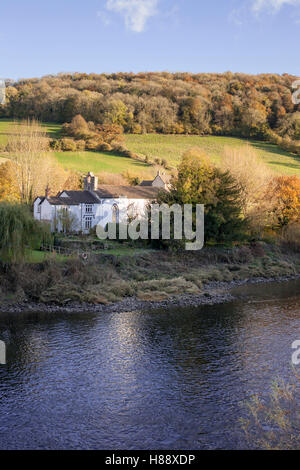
left=0, top=161, right=20, bottom=202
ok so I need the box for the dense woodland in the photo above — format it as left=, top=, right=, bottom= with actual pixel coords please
left=1, top=73, right=299, bottom=145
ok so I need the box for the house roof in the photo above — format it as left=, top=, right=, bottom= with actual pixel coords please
left=140, top=180, right=153, bottom=187
left=140, top=172, right=169, bottom=187
left=39, top=190, right=100, bottom=206
left=37, top=184, right=162, bottom=206
left=45, top=196, right=79, bottom=206
left=62, top=190, right=99, bottom=204
left=96, top=185, right=162, bottom=199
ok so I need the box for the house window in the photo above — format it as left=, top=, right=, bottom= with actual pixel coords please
left=112, top=204, right=119, bottom=224
left=85, top=216, right=93, bottom=230
left=37, top=205, right=41, bottom=213
left=127, top=203, right=137, bottom=220
left=85, top=204, right=93, bottom=213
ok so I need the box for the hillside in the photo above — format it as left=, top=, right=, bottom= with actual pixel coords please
left=0, top=73, right=299, bottom=142
left=125, top=134, right=300, bottom=175
left=1, top=119, right=300, bottom=176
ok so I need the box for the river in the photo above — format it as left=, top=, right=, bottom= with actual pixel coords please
left=0, top=279, right=299, bottom=449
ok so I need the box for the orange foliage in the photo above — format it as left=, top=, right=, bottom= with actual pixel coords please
left=265, top=175, right=300, bottom=227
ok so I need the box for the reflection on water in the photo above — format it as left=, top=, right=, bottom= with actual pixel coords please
left=0, top=280, right=300, bottom=449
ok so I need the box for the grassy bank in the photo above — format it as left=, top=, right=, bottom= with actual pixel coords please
left=125, top=134, right=300, bottom=176
left=1, top=120, right=300, bottom=177
left=0, top=243, right=299, bottom=306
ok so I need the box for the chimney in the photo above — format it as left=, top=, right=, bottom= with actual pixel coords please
left=45, top=185, right=50, bottom=198
left=84, top=172, right=98, bottom=191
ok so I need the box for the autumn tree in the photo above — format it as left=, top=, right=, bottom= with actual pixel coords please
left=6, top=120, right=70, bottom=204
left=276, top=112, right=300, bottom=141
left=0, top=161, right=20, bottom=202
left=221, top=145, right=273, bottom=234
left=265, top=175, right=300, bottom=228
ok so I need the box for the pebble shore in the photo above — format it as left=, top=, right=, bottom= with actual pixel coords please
left=0, top=274, right=299, bottom=315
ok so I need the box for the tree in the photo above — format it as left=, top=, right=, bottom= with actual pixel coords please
left=56, top=208, right=79, bottom=233
left=221, top=145, right=272, bottom=234
left=157, top=148, right=247, bottom=245
left=276, top=112, right=300, bottom=140
left=0, top=161, right=20, bottom=202
left=0, top=203, right=50, bottom=264
left=265, top=175, right=300, bottom=228
left=104, top=99, right=132, bottom=129
left=6, top=120, right=68, bottom=204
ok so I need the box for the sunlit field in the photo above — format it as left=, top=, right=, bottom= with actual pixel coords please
left=125, top=134, right=300, bottom=175
left=1, top=120, right=299, bottom=176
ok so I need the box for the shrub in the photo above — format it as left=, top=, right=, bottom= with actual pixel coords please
left=76, top=139, right=86, bottom=150
left=241, top=374, right=300, bottom=449
left=98, top=142, right=112, bottom=152
left=60, top=138, right=77, bottom=151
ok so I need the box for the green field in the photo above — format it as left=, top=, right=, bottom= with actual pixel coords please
left=0, top=120, right=155, bottom=177
left=0, top=119, right=61, bottom=146
left=54, top=151, right=153, bottom=175
left=1, top=119, right=300, bottom=176
left=126, top=134, right=300, bottom=175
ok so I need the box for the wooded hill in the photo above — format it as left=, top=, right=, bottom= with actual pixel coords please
left=1, top=72, right=299, bottom=142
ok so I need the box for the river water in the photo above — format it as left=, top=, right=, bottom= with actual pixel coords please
left=0, top=280, right=299, bottom=450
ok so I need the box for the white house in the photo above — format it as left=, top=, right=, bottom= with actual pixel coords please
left=33, top=171, right=168, bottom=233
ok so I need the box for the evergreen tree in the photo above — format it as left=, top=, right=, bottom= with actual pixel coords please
left=156, top=148, right=247, bottom=247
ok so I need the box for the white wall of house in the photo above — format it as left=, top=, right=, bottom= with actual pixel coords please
left=39, top=199, right=53, bottom=224
left=93, top=197, right=148, bottom=229
left=33, top=198, right=42, bottom=220
left=35, top=197, right=150, bottom=234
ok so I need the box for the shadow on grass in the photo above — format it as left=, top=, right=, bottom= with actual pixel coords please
left=251, top=141, right=293, bottom=157
left=269, top=161, right=300, bottom=170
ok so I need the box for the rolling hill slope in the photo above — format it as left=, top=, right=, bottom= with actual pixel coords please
left=1, top=120, right=300, bottom=176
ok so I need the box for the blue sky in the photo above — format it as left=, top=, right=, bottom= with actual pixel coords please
left=1, top=0, right=299, bottom=79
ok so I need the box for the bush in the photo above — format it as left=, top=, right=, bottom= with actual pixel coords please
left=241, top=373, right=300, bottom=449
left=76, top=139, right=86, bottom=151
left=50, top=139, right=62, bottom=151
left=98, top=142, right=112, bottom=152
left=85, top=137, right=103, bottom=150
left=60, top=138, right=77, bottom=151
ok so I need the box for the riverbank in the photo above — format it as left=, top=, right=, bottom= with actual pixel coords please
left=0, top=274, right=300, bottom=315
left=0, top=243, right=299, bottom=313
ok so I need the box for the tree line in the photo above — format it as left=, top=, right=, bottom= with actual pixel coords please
left=0, top=72, right=299, bottom=150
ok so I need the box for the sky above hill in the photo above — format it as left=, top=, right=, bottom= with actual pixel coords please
left=1, top=0, right=299, bottom=79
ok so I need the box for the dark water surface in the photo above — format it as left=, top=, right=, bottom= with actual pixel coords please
left=0, top=279, right=300, bottom=450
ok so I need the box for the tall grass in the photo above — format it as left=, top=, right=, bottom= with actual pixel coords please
left=241, top=372, right=300, bottom=449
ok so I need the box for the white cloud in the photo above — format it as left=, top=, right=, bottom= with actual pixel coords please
left=252, top=0, right=300, bottom=13
left=106, top=0, right=159, bottom=32
left=97, top=10, right=112, bottom=26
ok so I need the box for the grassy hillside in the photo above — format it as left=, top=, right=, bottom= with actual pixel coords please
left=0, top=120, right=155, bottom=177
left=1, top=119, right=300, bottom=176
left=0, top=120, right=61, bottom=146
left=125, top=134, right=300, bottom=176
left=54, top=150, right=153, bottom=175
